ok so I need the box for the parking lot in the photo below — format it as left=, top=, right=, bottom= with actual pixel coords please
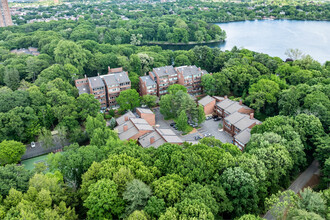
left=153, top=107, right=233, bottom=144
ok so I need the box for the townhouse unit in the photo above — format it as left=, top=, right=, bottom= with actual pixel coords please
left=75, top=76, right=107, bottom=109
left=139, top=75, right=157, bottom=96
left=75, top=67, right=131, bottom=109
left=115, top=117, right=154, bottom=141
left=101, top=69, right=131, bottom=108
left=150, top=66, right=178, bottom=96
left=139, top=65, right=209, bottom=97
left=176, top=65, right=208, bottom=97
left=139, top=128, right=183, bottom=148
left=215, top=96, right=254, bottom=118
left=136, top=108, right=155, bottom=126
left=115, top=110, right=183, bottom=147
left=198, top=95, right=216, bottom=115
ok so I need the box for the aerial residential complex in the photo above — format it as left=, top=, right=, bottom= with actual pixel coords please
left=75, top=67, right=131, bottom=109
left=139, top=65, right=208, bottom=97
left=198, top=95, right=262, bottom=151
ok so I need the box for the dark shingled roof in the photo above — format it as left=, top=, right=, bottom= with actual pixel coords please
left=153, top=66, right=176, bottom=77
left=198, top=95, right=215, bottom=106
left=176, top=65, right=207, bottom=76
left=88, top=76, right=105, bottom=89
left=77, top=84, right=90, bottom=95
left=140, top=76, right=156, bottom=86
left=234, top=128, right=252, bottom=145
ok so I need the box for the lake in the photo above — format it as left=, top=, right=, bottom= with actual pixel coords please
left=161, top=20, right=330, bottom=63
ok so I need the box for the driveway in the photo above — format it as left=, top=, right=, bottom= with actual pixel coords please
left=153, top=107, right=232, bottom=143
left=22, top=138, right=70, bottom=160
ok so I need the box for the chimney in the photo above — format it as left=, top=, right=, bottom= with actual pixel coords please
left=108, top=66, right=111, bottom=73
left=124, top=116, right=129, bottom=121
left=84, top=74, right=87, bottom=79
left=239, top=100, right=243, bottom=105
left=123, top=124, right=128, bottom=131
left=97, top=72, right=100, bottom=76
left=198, top=67, right=201, bottom=71
left=150, top=136, right=155, bottom=144
left=250, top=113, right=254, bottom=119
left=224, top=95, right=228, bottom=99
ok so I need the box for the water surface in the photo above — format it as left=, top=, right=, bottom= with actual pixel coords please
left=216, top=20, right=330, bottom=63
left=161, top=20, right=330, bottom=63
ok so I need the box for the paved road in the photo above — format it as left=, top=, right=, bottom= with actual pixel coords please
left=22, top=138, right=70, bottom=160
left=263, top=160, right=320, bottom=219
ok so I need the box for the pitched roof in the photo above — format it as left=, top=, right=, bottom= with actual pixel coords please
left=156, top=128, right=183, bottom=143
left=114, top=71, right=130, bottom=84
left=198, top=95, right=215, bottom=106
left=176, top=65, right=207, bottom=76
left=153, top=66, right=176, bottom=77
left=216, top=99, right=236, bottom=110
left=140, top=75, right=156, bottom=86
left=139, top=130, right=165, bottom=148
left=136, top=108, right=154, bottom=114
left=101, top=72, right=130, bottom=87
left=234, top=116, right=260, bottom=131
left=225, top=112, right=246, bottom=125
left=115, top=117, right=154, bottom=141
left=116, top=111, right=136, bottom=125
left=130, top=118, right=154, bottom=131
left=77, top=84, right=90, bottom=95
left=88, top=76, right=105, bottom=89
left=234, top=128, right=252, bottom=145
left=225, top=112, right=261, bottom=131
left=216, top=98, right=251, bottom=114
left=138, top=128, right=183, bottom=148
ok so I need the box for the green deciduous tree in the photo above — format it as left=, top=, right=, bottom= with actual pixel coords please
left=168, top=84, right=187, bottom=95
left=4, top=68, right=20, bottom=90
left=84, top=179, right=125, bottom=219
left=123, top=179, right=152, bottom=216
left=246, top=78, right=280, bottom=114
left=38, top=128, right=54, bottom=149
left=176, top=110, right=188, bottom=131
left=220, top=167, right=259, bottom=217
left=0, top=140, right=26, bottom=165
left=54, top=40, right=89, bottom=73
left=0, top=164, right=32, bottom=197
left=144, top=196, right=166, bottom=219
left=116, top=89, right=140, bottom=112
left=152, top=174, right=185, bottom=206
left=141, top=95, right=157, bottom=108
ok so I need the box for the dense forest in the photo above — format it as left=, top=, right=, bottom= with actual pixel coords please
left=12, top=0, right=330, bottom=26
left=0, top=0, right=329, bottom=219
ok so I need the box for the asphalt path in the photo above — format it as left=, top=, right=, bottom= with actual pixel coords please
left=263, top=160, right=320, bottom=219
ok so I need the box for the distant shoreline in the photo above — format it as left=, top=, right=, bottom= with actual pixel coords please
left=144, top=39, right=225, bottom=46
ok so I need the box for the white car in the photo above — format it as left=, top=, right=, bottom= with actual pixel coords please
left=31, top=142, right=36, bottom=148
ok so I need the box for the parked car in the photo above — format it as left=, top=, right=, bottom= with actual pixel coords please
left=214, top=117, right=221, bottom=121
left=170, top=122, right=176, bottom=127
left=194, top=135, right=202, bottom=140
left=31, top=142, right=36, bottom=148
left=206, top=116, right=212, bottom=120
left=204, top=133, right=212, bottom=137
left=212, top=115, right=219, bottom=119
left=192, top=123, right=198, bottom=128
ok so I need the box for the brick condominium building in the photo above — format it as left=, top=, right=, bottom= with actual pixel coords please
left=75, top=67, right=131, bottom=109
left=139, top=65, right=208, bottom=97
